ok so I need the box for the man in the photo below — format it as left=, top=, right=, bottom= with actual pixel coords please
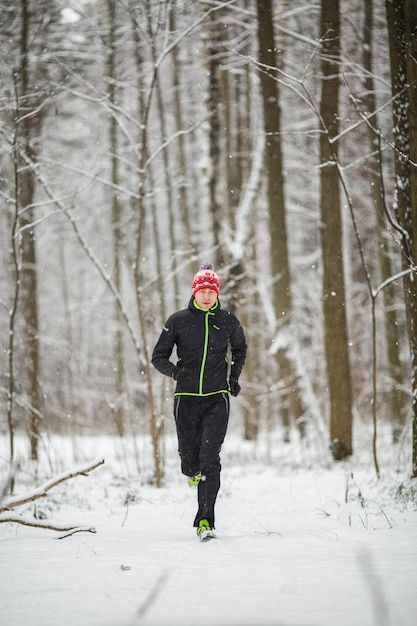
left=151, top=262, right=247, bottom=542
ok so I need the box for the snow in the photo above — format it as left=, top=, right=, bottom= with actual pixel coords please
left=1, top=427, right=416, bottom=626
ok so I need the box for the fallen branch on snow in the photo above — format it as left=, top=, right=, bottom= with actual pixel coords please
left=0, top=458, right=105, bottom=537
left=0, top=514, right=96, bottom=537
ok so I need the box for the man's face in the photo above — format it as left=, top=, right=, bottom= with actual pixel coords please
left=194, top=288, right=218, bottom=310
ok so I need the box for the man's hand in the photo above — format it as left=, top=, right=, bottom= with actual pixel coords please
left=229, top=377, right=241, bottom=397
left=172, top=367, right=193, bottom=383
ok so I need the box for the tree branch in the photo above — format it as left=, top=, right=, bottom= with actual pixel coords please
left=0, top=514, right=97, bottom=538
left=0, top=457, right=105, bottom=514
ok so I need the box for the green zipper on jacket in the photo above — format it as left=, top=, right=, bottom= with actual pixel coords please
left=199, top=310, right=213, bottom=394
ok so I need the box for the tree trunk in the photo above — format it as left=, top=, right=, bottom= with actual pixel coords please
left=107, top=0, right=126, bottom=437
left=404, top=0, right=417, bottom=477
left=169, top=6, right=193, bottom=257
left=18, top=0, right=43, bottom=460
left=386, top=0, right=417, bottom=476
left=7, top=156, right=22, bottom=491
left=320, top=0, right=353, bottom=459
left=256, top=0, right=305, bottom=440
left=363, top=0, right=407, bottom=440
left=205, top=7, right=224, bottom=268
left=130, top=2, right=164, bottom=487
left=147, top=3, right=180, bottom=306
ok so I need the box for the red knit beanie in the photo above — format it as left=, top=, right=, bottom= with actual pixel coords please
left=192, top=262, right=221, bottom=296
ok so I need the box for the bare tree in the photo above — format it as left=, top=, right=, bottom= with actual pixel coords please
left=319, top=0, right=353, bottom=459
left=105, top=0, right=126, bottom=437
left=169, top=7, right=193, bottom=257
left=13, top=0, right=52, bottom=460
left=386, top=0, right=417, bottom=476
left=362, top=0, right=407, bottom=440
left=404, top=0, right=417, bottom=477
left=203, top=6, right=224, bottom=268
left=256, top=0, right=305, bottom=440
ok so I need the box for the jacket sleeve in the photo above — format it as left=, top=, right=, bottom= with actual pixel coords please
left=229, top=318, right=247, bottom=381
left=151, top=318, right=177, bottom=378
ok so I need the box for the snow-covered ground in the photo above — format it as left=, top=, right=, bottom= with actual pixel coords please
left=1, top=424, right=416, bottom=626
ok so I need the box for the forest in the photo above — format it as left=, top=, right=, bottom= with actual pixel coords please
left=0, top=0, right=416, bottom=488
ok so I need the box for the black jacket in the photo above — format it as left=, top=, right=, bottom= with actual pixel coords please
left=151, top=297, right=247, bottom=396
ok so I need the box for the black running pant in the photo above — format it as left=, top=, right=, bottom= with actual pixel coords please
left=174, top=393, right=230, bottom=528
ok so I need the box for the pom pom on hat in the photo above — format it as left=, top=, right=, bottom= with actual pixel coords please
left=192, top=262, right=221, bottom=296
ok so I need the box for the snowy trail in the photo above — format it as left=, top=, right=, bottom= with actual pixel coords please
left=1, top=462, right=416, bottom=626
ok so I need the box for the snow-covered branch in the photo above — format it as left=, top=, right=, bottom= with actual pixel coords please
left=0, top=514, right=96, bottom=537
left=0, top=457, right=105, bottom=513
left=0, top=458, right=105, bottom=537
left=373, top=267, right=416, bottom=299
